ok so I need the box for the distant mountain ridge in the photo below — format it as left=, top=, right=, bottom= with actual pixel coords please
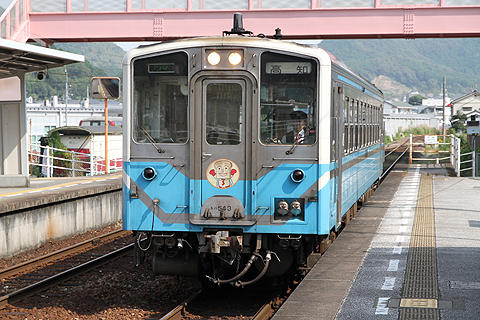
left=53, top=42, right=125, bottom=77
left=27, top=39, right=480, bottom=101
left=320, top=38, right=480, bottom=99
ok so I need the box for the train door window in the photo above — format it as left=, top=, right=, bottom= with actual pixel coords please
left=344, top=97, right=349, bottom=154
left=205, top=83, right=242, bottom=145
left=355, top=101, right=360, bottom=150
left=367, top=104, right=371, bottom=146
left=349, top=99, right=354, bottom=152
left=362, top=102, right=366, bottom=147
left=370, top=105, right=375, bottom=145
left=259, top=52, right=317, bottom=145
left=132, top=52, right=188, bottom=144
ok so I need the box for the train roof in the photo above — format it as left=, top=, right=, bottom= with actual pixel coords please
left=125, top=36, right=382, bottom=96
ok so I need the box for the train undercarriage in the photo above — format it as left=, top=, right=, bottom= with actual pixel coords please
left=133, top=230, right=325, bottom=287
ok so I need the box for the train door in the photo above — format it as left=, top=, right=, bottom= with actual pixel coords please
left=332, top=83, right=344, bottom=229
left=190, top=77, right=254, bottom=225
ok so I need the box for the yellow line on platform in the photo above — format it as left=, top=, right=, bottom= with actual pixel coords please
left=0, top=173, right=121, bottom=197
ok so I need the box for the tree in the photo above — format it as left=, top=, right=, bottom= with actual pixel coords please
left=408, top=94, right=424, bottom=105
left=450, top=111, right=467, bottom=133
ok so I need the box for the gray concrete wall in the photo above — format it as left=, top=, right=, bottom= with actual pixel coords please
left=0, top=179, right=122, bottom=258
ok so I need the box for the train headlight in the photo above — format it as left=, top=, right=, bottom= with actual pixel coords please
left=142, top=167, right=157, bottom=180
left=290, top=169, right=305, bottom=183
left=228, top=52, right=242, bottom=66
left=207, top=52, right=221, bottom=66
left=277, top=200, right=289, bottom=216
left=290, top=200, right=302, bottom=216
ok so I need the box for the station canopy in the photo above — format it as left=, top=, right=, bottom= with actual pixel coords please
left=0, top=39, right=84, bottom=79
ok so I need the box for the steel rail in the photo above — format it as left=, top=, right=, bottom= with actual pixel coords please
left=159, top=290, right=202, bottom=320
left=0, top=243, right=133, bottom=309
left=0, top=229, right=130, bottom=280
left=381, top=144, right=409, bottom=182
left=252, top=290, right=282, bottom=320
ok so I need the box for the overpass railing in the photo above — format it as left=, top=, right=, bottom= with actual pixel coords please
left=2, top=0, right=480, bottom=40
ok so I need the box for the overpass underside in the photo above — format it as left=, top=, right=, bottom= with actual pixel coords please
left=2, top=0, right=480, bottom=43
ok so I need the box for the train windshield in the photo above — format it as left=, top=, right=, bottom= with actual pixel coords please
left=132, top=52, right=188, bottom=144
left=260, top=52, right=317, bottom=145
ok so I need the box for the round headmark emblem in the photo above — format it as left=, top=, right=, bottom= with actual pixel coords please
left=206, top=159, right=240, bottom=189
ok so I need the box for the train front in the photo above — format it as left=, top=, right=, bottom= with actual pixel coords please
left=122, top=36, right=333, bottom=286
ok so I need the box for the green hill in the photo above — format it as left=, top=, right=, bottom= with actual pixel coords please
left=26, top=42, right=125, bottom=101
left=53, top=42, right=125, bottom=77
left=320, top=38, right=480, bottom=99
left=26, top=39, right=480, bottom=101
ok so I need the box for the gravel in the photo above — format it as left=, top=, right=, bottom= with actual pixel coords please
left=0, top=222, right=198, bottom=320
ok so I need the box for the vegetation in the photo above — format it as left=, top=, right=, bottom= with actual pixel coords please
left=26, top=43, right=125, bottom=102
left=408, top=94, right=424, bottom=106
left=450, top=111, right=467, bottom=133
left=320, top=38, right=480, bottom=99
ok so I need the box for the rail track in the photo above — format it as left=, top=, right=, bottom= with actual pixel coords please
left=160, top=286, right=285, bottom=320
left=0, top=144, right=410, bottom=319
left=0, top=229, right=133, bottom=309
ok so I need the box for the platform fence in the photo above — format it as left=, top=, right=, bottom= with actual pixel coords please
left=28, top=143, right=122, bottom=177
left=409, top=134, right=475, bottom=177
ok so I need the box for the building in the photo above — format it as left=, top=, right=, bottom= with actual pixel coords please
left=27, top=98, right=122, bottom=147
left=450, top=90, right=480, bottom=115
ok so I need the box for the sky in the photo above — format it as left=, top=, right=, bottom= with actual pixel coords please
left=0, top=0, right=12, bottom=10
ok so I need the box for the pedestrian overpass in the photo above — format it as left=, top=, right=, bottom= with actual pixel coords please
left=2, top=0, right=480, bottom=44
left=1, top=0, right=480, bottom=187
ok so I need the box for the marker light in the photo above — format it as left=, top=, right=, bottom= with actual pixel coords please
left=142, top=167, right=157, bottom=180
left=290, top=169, right=305, bottom=183
left=290, top=200, right=302, bottom=216
left=228, top=52, right=242, bottom=66
left=277, top=199, right=289, bottom=216
left=207, top=52, right=221, bottom=66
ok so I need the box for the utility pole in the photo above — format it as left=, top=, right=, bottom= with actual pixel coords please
left=443, top=76, right=446, bottom=136
left=65, top=66, right=68, bottom=126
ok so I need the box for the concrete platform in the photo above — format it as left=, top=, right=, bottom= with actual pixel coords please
left=0, top=173, right=122, bottom=258
left=272, top=163, right=480, bottom=319
left=0, top=174, right=121, bottom=214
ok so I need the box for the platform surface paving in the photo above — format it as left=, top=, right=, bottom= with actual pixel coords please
left=272, top=164, right=480, bottom=319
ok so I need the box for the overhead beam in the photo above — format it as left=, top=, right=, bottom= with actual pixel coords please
left=27, top=7, right=480, bottom=43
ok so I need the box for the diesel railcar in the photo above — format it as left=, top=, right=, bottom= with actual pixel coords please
left=122, top=24, right=384, bottom=286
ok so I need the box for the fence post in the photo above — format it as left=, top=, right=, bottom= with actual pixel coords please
left=455, top=138, right=461, bottom=177
left=47, top=146, right=51, bottom=178
left=409, top=134, right=413, bottom=164
left=473, top=151, right=476, bottom=177
left=72, top=155, right=76, bottom=177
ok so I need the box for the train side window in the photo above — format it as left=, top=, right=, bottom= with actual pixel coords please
left=259, top=52, right=317, bottom=145
left=132, top=52, right=188, bottom=144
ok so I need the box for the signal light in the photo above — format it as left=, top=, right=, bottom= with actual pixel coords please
left=290, top=169, right=305, bottom=183
left=142, top=167, right=157, bottom=180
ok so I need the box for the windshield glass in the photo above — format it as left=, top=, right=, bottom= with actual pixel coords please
left=260, top=52, right=317, bottom=145
left=132, top=52, right=188, bottom=144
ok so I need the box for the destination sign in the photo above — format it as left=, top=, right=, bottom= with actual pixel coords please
left=148, top=63, right=175, bottom=74
left=266, top=62, right=312, bottom=75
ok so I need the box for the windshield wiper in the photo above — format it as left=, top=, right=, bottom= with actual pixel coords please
left=138, top=126, right=165, bottom=153
left=285, top=126, right=309, bottom=155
